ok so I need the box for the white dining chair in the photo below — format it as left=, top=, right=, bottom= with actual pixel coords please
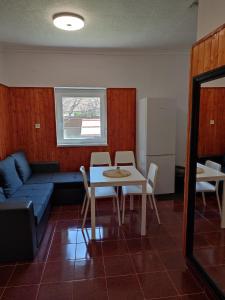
left=196, top=160, right=222, bottom=215
left=115, top=151, right=136, bottom=167
left=121, top=162, right=161, bottom=224
left=80, top=166, right=121, bottom=229
left=81, top=152, right=112, bottom=215
left=90, top=152, right=112, bottom=167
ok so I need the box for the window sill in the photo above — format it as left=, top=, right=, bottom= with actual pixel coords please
left=57, top=143, right=108, bottom=147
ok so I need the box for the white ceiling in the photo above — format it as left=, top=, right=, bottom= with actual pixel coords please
left=0, top=0, right=198, bottom=49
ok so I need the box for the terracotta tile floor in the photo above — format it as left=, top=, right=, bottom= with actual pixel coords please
left=194, top=195, right=225, bottom=295
left=0, top=196, right=212, bottom=300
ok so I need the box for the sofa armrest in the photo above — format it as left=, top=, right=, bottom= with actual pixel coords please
left=30, top=161, right=60, bottom=173
left=0, top=200, right=38, bottom=262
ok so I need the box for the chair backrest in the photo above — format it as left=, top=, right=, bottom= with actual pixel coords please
left=115, top=151, right=136, bottom=167
left=147, top=163, right=158, bottom=193
left=90, top=152, right=112, bottom=166
left=205, top=160, right=221, bottom=189
left=80, top=166, right=89, bottom=195
left=205, top=160, right=221, bottom=171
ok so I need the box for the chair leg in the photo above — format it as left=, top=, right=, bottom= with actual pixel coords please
left=148, top=195, right=153, bottom=210
left=115, top=196, right=121, bottom=226
left=130, top=195, right=134, bottom=210
left=216, top=190, right=222, bottom=216
left=152, top=194, right=161, bottom=224
left=82, top=197, right=90, bottom=229
left=202, top=192, right=206, bottom=207
left=112, top=198, right=116, bottom=213
left=122, top=194, right=126, bottom=224
left=81, top=194, right=87, bottom=215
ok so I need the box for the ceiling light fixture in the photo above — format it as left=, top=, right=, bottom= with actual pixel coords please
left=53, top=13, right=84, bottom=31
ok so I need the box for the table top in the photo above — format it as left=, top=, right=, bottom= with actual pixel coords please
left=196, top=163, right=225, bottom=182
left=90, top=166, right=146, bottom=187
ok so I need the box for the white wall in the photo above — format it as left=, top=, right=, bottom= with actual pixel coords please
left=2, top=47, right=190, bottom=166
left=197, top=0, right=225, bottom=39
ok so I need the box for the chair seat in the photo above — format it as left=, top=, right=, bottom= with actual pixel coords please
left=196, top=181, right=216, bottom=192
left=88, top=186, right=117, bottom=198
left=122, top=183, right=153, bottom=195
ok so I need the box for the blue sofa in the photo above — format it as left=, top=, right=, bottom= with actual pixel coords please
left=0, top=151, right=84, bottom=262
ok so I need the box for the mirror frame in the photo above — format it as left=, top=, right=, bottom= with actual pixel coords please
left=185, top=64, right=225, bottom=300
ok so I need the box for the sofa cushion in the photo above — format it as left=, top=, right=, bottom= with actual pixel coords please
left=0, top=187, right=6, bottom=203
left=26, top=172, right=83, bottom=184
left=11, top=152, right=32, bottom=183
left=0, top=157, right=23, bottom=197
left=9, top=183, right=54, bottom=224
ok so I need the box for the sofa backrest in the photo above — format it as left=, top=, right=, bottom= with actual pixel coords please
left=0, top=156, right=23, bottom=197
left=11, top=151, right=32, bottom=183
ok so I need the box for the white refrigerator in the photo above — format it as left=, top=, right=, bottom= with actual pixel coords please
left=136, top=98, right=176, bottom=194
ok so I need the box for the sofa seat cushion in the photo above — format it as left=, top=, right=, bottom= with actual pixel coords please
left=26, top=172, right=83, bottom=185
left=9, top=183, right=54, bottom=224
left=11, top=152, right=32, bottom=183
left=0, top=156, right=23, bottom=197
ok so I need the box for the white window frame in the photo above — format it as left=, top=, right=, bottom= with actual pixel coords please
left=54, top=87, right=107, bottom=147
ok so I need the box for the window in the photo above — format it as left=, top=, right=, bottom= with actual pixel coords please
left=54, top=88, right=107, bottom=146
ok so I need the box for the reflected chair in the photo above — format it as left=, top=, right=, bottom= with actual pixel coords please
left=196, top=160, right=222, bottom=215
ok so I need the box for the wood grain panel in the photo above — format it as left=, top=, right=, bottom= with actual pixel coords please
left=0, top=84, right=13, bottom=159
left=9, top=87, right=136, bottom=171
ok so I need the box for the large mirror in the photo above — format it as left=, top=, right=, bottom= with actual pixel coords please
left=186, top=66, right=225, bottom=299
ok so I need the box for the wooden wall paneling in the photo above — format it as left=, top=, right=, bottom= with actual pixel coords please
left=9, top=87, right=136, bottom=171
left=210, top=33, right=219, bottom=70
left=198, top=88, right=225, bottom=157
left=0, top=84, right=13, bottom=159
left=218, top=28, right=225, bottom=67
left=191, top=45, right=199, bottom=77
left=197, top=41, right=205, bottom=75
left=203, top=38, right=212, bottom=72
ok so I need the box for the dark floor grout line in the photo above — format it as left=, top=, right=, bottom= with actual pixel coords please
left=35, top=218, right=58, bottom=300
left=100, top=239, right=110, bottom=300
left=0, top=261, right=18, bottom=300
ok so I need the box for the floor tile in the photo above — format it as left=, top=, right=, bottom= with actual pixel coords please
left=48, top=244, right=76, bottom=261
left=74, top=258, right=104, bottom=280
left=180, top=293, right=210, bottom=299
left=99, top=226, right=124, bottom=241
left=107, top=275, right=143, bottom=300
left=1, top=285, right=38, bottom=300
left=126, top=238, right=154, bottom=253
left=138, top=272, right=178, bottom=299
left=102, top=240, right=128, bottom=256
left=37, top=282, right=73, bottom=300
left=0, top=266, right=15, bottom=287
left=168, top=269, right=202, bottom=295
left=8, top=263, right=44, bottom=286
left=149, top=234, right=179, bottom=251
left=52, top=230, right=77, bottom=245
left=75, top=241, right=102, bottom=260
left=42, top=260, right=75, bottom=283
left=55, top=220, right=78, bottom=232
left=194, top=246, right=225, bottom=266
left=132, top=251, right=165, bottom=273
left=158, top=250, right=187, bottom=270
left=104, top=254, right=134, bottom=276
left=73, top=278, right=108, bottom=300
left=205, top=265, right=225, bottom=290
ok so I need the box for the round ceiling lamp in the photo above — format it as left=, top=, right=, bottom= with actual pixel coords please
left=53, top=13, right=85, bottom=31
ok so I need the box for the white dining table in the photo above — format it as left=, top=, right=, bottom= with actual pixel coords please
left=197, top=163, right=225, bottom=228
left=89, top=165, right=147, bottom=240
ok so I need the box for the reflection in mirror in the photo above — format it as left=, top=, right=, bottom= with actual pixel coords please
left=193, top=77, right=225, bottom=294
